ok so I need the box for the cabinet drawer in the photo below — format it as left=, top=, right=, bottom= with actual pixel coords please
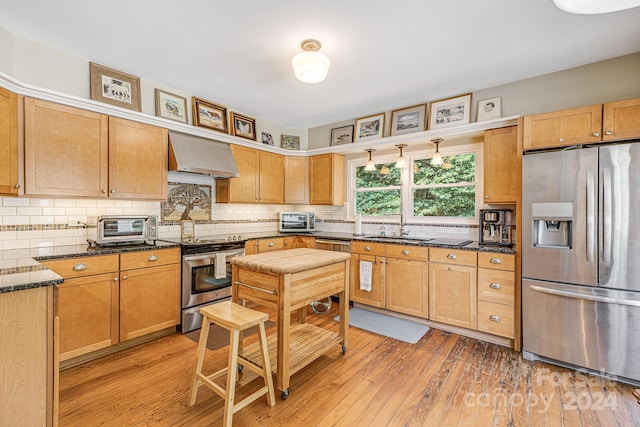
left=120, top=248, right=181, bottom=270
left=429, top=248, right=476, bottom=266
left=477, top=268, right=515, bottom=305
left=351, top=241, right=386, bottom=256
left=258, top=238, right=284, bottom=252
left=41, top=254, right=119, bottom=279
left=477, top=300, right=514, bottom=338
left=478, top=252, right=514, bottom=271
left=385, top=244, right=428, bottom=261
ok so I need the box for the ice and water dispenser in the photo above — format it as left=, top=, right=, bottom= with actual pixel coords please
left=531, top=202, right=573, bottom=249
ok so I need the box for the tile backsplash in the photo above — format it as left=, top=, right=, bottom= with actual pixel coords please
left=0, top=172, right=480, bottom=259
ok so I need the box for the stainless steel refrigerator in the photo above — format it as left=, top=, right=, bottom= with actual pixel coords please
left=522, top=142, right=640, bottom=385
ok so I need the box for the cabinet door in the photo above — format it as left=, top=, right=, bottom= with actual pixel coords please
left=57, top=273, right=119, bottom=361
left=24, top=98, right=109, bottom=197
left=119, top=263, right=180, bottom=341
left=244, top=239, right=259, bottom=255
left=258, top=237, right=284, bottom=252
left=284, top=156, right=309, bottom=204
left=428, top=263, right=477, bottom=329
left=350, top=254, right=385, bottom=308
left=296, top=235, right=315, bottom=249
left=385, top=258, right=428, bottom=318
left=310, top=153, right=345, bottom=205
left=523, top=104, right=602, bottom=150
left=0, top=88, right=20, bottom=196
left=258, top=151, right=284, bottom=203
left=108, top=117, right=168, bottom=200
left=483, top=126, right=518, bottom=203
left=219, top=145, right=259, bottom=203
left=602, top=97, right=640, bottom=141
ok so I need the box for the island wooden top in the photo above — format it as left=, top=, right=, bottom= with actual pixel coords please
left=231, top=248, right=350, bottom=275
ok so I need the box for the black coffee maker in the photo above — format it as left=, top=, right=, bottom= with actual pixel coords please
left=479, top=209, right=513, bottom=245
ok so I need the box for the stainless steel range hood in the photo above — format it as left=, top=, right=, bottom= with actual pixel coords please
left=168, top=130, right=239, bottom=177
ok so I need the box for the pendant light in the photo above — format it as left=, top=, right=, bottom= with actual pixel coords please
left=364, top=149, right=376, bottom=171
left=431, top=138, right=444, bottom=166
left=552, top=0, right=640, bottom=14
left=291, top=39, right=331, bottom=84
left=395, top=144, right=408, bottom=168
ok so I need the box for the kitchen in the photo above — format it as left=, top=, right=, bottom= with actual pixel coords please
left=2, top=2, right=640, bottom=426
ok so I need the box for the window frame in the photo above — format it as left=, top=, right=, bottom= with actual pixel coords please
left=347, top=143, right=483, bottom=225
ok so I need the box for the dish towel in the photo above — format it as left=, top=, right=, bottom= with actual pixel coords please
left=359, top=260, right=372, bottom=292
left=214, top=253, right=227, bottom=279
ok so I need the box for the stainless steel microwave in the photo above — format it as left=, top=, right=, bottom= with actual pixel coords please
left=86, top=215, right=158, bottom=245
left=279, top=212, right=315, bottom=233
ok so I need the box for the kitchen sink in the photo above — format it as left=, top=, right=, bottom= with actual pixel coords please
left=358, top=235, right=434, bottom=245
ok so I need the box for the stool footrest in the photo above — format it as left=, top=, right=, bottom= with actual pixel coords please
left=233, top=386, right=273, bottom=413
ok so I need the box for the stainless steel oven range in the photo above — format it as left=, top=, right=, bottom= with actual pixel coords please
left=178, top=239, right=245, bottom=332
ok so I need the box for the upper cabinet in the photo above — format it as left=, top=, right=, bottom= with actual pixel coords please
left=309, top=153, right=345, bottom=206
left=23, top=98, right=168, bottom=200
left=483, top=126, right=518, bottom=203
left=0, top=88, right=20, bottom=196
left=284, top=156, right=309, bottom=204
left=523, top=97, right=640, bottom=150
left=216, top=145, right=284, bottom=204
left=602, top=98, right=640, bottom=141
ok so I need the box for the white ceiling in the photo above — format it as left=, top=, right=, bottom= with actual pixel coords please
left=1, top=1, right=639, bottom=129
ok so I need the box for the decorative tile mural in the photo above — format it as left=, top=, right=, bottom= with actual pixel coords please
left=162, top=183, right=211, bottom=221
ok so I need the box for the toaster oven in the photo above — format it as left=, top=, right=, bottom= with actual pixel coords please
left=86, top=215, right=158, bottom=246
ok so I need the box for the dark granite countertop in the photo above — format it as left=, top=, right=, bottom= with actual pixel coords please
left=0, top=240, right=180, bottom=294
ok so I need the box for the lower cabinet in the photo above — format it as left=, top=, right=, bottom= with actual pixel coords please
left=428, top=248, right=477, bottom=330
left=350, top=242, right=386, bottom=308
left=385, top=245, right=429, bottom=318
left=244, top=236, right=316, bottom=254
left=476, top=252, right=515, bottom=338
left=42, top=248, right=181, bottom=362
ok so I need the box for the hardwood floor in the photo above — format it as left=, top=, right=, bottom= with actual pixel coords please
left=59, top=305, right=640, bottom=426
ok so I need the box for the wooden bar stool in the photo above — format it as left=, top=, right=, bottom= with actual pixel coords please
left=189, top=301, right=275, bottom=426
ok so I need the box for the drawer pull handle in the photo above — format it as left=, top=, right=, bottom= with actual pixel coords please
left=122, top=275, right=128, bottom=280
left=401, top=250, right=410, bottom=255
left=448, top=267, right=453, bottom=271
left=364, top=246, right=371, bottom=251
left=72, top=263, right=87, bottom=271
left=490, top=258, right=502, bottom=264
left=489, top=315, right=501, bottom=322
left=113, top=277, right=119, bottom=282
left=268, top=242, right=275, bottom=247
left=447, top=254, right=456, bottom=259
left=592, top=132, right=600, bottom=137
left=490, top=283, right=501, bottom=289
left=148, top=255, right=159, bottom=261
left=559, top=137, right=565, bottom=143
left=604, top=130, right=612, bottom=136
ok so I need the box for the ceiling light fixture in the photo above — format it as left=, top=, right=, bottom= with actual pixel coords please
left=364, top=149, right=377, bottom=171
left=431, top=138, right=444, bottom=166
left=395, top=144, right=408, bottom=168
left=291, top=39, right=331, bottom=84
left=552, top=0, right=640, bottom=14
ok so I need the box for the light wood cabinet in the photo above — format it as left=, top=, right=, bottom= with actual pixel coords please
left=523, top=97, right=640, bottom=150
left=216, top=145, right=284, bottom=203
left=385, top=257, right=428, bottom=318
left=0, top=287, right=56, bottom=426
left=108, top=117, right=168, bottom=200
left=41, top=255, right=120, bottom=361
left=119, top=248, right=181, bottom=341
left=295, top=235, right=315, bottom=248
left=309, top=153, right=345, bottom=205
left=428, top=249, right=477, bottom=329
left=23, top=98, right=168, bottom=200
left=483, top=126, right=518, bottom=203
left=24, top=97, right=109, bottom=197
left=245, top=236, right=314, bottom=254
left=284, top=156, right=309, bottom=204
left=258, top=237, right=285, bottom=253
left=476, top=252, right=515, bottom=339
left=602, top=97, right=640, bottom=141
left=0, top=88, right=21, bottom=196
left=350, top=241, right=386, bottom=308
left=244, top=239, right=259, bottom=255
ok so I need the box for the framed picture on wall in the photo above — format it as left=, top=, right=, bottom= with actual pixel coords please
left=155, top=89, right=188, bottom=123
left=477, top=96, right=502, bottom=121
left=428, top=93, right=472, bottom=130
left=390, top=103, right=427, bottom=136
left=354, top=112, right=385, bottom=142
left=230, top=112, right=256, bottom=141
left=90, top=62, right=142, bottom=112
left=192, top=97, right=228, bottom=133
left=330, top=125, right=354, bottom=145
left=281, top=134, right=300, bottom=150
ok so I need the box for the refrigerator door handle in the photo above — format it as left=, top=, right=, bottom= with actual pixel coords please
left=586, top=169, right=595, bottom=262
left=602, top=168, right=613, bottom=264
left=529, top=285, right=640, bottom=307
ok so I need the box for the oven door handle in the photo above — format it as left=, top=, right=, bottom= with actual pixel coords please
left=184, top=251, right=241, bottom=262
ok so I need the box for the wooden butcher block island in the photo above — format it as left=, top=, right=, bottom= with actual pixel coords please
left=230, top=248, right=351, bottom=400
